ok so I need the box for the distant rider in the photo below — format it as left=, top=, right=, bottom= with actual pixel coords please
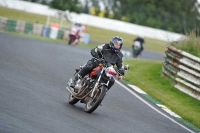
left=69, top=23, right=82, bottom=44
left=70, top=36, right=125, bottom=90
left=132, top=36, right=145, bottom=54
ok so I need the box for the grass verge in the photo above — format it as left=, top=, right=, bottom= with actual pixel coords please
left=124, top=58, right=200, bottom=128
left=170, top=30, right=200, bottom=58
left=85, top=25, right=167, bottom=53
left=0, top=6, right=71, bottom=29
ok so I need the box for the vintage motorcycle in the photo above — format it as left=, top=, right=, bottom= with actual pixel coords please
left=66, top=58, right=129, bottom=113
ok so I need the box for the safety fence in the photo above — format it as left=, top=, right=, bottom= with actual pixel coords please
left=0, top=16, right=90, bottom=43
left=162, top=45, right=200, bottom=100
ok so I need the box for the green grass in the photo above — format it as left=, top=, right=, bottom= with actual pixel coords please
left=170, top=30, right=200, bottom=58
left=0, top=6, right=72, bottom=29
left=0, top=6, right=167, bottom=53
left=85, top=25, right=167, bottom=53
left=124, top=58, right=200, bottom=128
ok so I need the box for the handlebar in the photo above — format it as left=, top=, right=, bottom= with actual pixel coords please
left=93, top=57, right=130, bottom=79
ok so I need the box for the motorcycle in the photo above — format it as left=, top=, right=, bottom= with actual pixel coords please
left=68, top=34, right=79, bottom=45
left=132, top=41, right=143, bottom=58
left=68, top=27, right=79, bottom=45
left=66, top=58, right=129, bottom=113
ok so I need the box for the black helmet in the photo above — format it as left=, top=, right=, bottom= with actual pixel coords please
left=109, top=36, right=123, bottom=53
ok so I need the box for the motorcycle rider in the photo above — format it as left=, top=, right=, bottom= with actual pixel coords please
left=132, top=36, right=145, bottom=55
left=69, top=23, right=82, bottom=44
left=70, top=36, right=125, bottom=90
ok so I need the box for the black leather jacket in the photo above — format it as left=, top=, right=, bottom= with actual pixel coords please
left=91, top=44, right=124, bottom=70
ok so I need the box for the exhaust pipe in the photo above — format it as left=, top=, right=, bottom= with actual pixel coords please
left=66, top=84, right=75, bottom=95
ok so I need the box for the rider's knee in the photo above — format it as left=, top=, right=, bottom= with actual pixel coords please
left=86, top=60, right=95, bottom=68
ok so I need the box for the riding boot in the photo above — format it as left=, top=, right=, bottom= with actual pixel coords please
left=69, top=73, right=82, bottom=88
left=70, top=59, right=97, bottom=88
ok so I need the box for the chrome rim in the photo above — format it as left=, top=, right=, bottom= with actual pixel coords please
left=86, top=90, right=100, bottom=109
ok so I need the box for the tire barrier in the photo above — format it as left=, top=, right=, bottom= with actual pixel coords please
left=42, top=25, right=50, bottom=37
left=0, top=16, right=90, bottom=43
left=16, top=20, right=26, bottom=33
left=0, top=17, right=7, bottom=31
left=33, top=23, right=43, bottom=36
left=24, top=22, right=33, bottom=34
left=5, top=19, right=17, bottom=32
left=162, top=45, right=200, bottom=100
left=57, top=29, right=65, bottom=39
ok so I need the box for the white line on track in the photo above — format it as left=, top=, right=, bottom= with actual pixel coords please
left=115, top=80, right=195, bottom=133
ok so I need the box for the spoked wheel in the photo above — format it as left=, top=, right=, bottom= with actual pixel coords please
left=68, top=94, right=79, bottom=105
left=85, top=86, right=107, bottom=113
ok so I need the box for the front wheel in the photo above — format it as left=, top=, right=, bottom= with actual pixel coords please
left=133, top=51, right=137, bottom=58
left=68, top=94, right=79, bottom=105
left=85, top=86, right=107, bottom=113
left=133, top=48, right=141, bottom=58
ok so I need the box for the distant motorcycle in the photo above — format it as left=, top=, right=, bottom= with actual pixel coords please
left=68, top=27, right=79, bottom=45
left=132, top=41, right=143, bottom=58
left=68, top=34, right=78, bottom=45
left=66, top=58, right=129, bottom=113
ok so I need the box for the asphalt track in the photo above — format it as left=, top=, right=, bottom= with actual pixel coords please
left=0, top=32, right=195, bottom=133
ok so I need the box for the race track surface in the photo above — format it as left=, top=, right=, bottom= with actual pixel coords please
left=0, top=32, right=194, bottom=133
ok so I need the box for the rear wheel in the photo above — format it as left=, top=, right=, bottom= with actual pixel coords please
left=68, top=94, right=79, bottom=105
left=68, top=38, right=72, bottom=45
left=85, top=86, right=107, bottom=113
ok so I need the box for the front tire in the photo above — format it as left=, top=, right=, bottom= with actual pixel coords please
left=133, top=51, right=137, bottom=58
left=68, top=94, right=79, bottom=105
left=85, top=86, right=107, bottom=113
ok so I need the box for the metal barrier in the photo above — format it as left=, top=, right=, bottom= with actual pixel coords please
left=162, top=45, right=200, bottom=100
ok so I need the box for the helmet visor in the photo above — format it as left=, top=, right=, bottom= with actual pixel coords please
left=114, top=43, right=120, bottom=49
left=113, top=40, right=122, bottom=49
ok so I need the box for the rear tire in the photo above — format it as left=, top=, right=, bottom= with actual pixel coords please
left=68, top=39, right=72, bottom=45
left=68, top=94, right=79, bottom=105
left=85, top=86, right=107, bottom=113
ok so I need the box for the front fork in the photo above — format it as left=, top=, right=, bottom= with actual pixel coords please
left=90, top=67, right=106, bottom=97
